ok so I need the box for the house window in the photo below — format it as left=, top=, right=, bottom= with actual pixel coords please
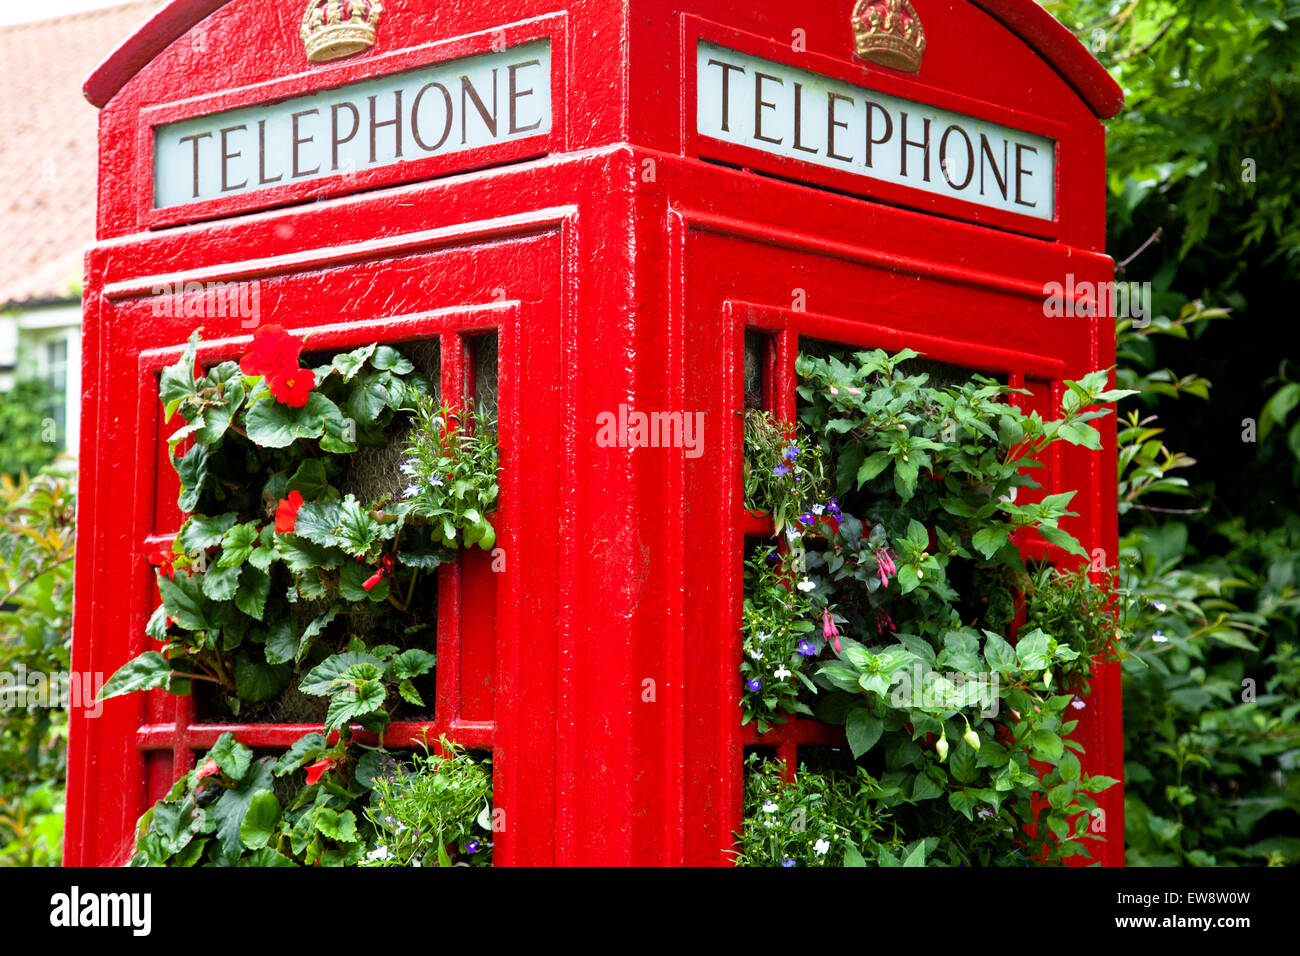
left=44, top=338, right=68, bottom=446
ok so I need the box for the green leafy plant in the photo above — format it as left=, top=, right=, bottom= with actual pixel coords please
left=100, top=326, right=500, bottom=867
left=742, top=409, right=826, bottom=534
left=131, top=731, right=368, bottom=866
left=301, top=639, right=436, bottom=739
left=364, top=735, right=494, bottom=867
left=737, top=348, right=1130, bottom=864
left=740, top=546, right=819, bottom=733
left=99, top=329, right=441, bottom=714
left=0, top=469, right=76, bottom=866
left=1119, top=517, right=1300, bottom=866
left=1023, top=563, right=1127, bottom=690
left=129, top=730, right=491, bottom=867
left=401, top=398, right=499, bottom=550
left=733, top=755, right=900, bottom=867
left=0, top=379, right=60, bottom=480
left=97, top=329, right=499, bottom=722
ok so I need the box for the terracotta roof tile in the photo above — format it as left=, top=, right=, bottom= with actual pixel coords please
left=0, top=1, right=165, bottom=307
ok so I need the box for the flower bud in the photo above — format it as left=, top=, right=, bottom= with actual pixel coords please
left=1043, top=668, right=1053, bottom=689
left=964, top=727, right=980, bottom=752
left=936, top=735, right=949, bottom=762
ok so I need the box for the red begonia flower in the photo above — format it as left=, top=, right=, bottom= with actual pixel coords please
left=148, top=548, right=177, bottom=580
left=239, top=325, right=303, bottom=379
left=305, top=758, right=335, bottom=786
left=362, top=554, right=395, bottom=592
left=275, top=490, right=304, bottom=534
left=196, top=758, right=221, bottom=780
left=268, top=366, right=316, bottom=408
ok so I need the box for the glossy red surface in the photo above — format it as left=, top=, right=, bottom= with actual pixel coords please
left=70, top=0, right=1123, bottom=865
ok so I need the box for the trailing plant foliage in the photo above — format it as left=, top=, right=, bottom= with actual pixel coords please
left=0, top=470, right=76, bottom=866
left=100, top=327, right=496, bottom=717
left=1023, top=563, right=1127, bottom=690
left=742, top=410, right=826, bottom=534
left=364, top=735, right=494, bottom=867
left=129, top=730, right=491, bottom=867
left=737, top=349, right=1131, bottom=865
left=401, top=397, right=499, bottom=550
left=740, top=546, right=819, bottom=733
left=733, top=754, right=900, bottom=867
left=93, top=326, right=499, bottom=866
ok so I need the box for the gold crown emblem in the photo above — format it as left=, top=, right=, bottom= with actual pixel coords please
left=300, top=0, right=382, bottom=64
left=852, top=0, right=926, bottom=73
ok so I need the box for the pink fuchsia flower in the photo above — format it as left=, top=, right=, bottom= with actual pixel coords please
left=875, top=548, right=898, bottom=588
left=823, top=608, right=841, bottom=654
left=874, top=610, right=896, bottom=636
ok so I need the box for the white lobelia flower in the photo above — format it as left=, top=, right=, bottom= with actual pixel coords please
left=762, top=800, right=778, bottom=813
left=774, top=667, right=792, bottom=680
left=400, top=462, right=417, bottom=476
left=366, top=845, right=391, bottom=862
left=404, top=484, right=419, bottom=498
left=796, top=579, right=816, bottom=592
left=813, top=838, right=830, bottom=855
left=750, top=649, right=764, bottom=661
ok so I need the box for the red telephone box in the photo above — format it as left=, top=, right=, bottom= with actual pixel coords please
left=69, top=0, right=1124, bottom=866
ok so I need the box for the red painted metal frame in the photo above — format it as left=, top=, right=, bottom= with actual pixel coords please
left=73, top=0, right=1123, bottom=866
left=661, top=177, right=1121, bottom=863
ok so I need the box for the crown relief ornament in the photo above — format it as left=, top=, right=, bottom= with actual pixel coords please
left=852, top=0, right=926, bottom=73
left=301, top=0, right=383, bottom=63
